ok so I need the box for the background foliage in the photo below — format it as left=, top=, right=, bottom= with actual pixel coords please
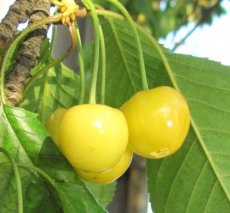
left=94, top=0, right=225, bottom=39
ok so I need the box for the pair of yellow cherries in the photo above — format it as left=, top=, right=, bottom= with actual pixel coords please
left=47, top=86, right=190, bottom=184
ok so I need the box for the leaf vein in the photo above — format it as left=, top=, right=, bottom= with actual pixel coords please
left=163, top=137, right=197, bottom=212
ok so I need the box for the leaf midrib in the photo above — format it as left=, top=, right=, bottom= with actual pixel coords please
left=107, top=18, right=137, bottom=92
left=191, top=117, right=230, bottom=201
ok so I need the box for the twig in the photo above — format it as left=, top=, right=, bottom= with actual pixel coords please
left=5, top=0, right=51, bottom=106
left=0, top=0, right=33, bottom=49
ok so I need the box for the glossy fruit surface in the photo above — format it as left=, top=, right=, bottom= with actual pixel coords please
left=46, top=108, right=66, bottom=146
left=76, top=148, right=133, bottom=184
left=59, top=104, right=129, bottom=172
left=121, top=86, right=190, bottom=159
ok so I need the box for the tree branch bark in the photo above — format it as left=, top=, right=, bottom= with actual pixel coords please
left=5, top=0, right=51, bottom=105
left=0, top=0, right=33, bottom=49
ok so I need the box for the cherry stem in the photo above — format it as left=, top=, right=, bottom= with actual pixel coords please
left=96, top=9, right=123, bottom=20
left=75, top=22, right=85, bottom=104
left=82, top=0, right=100, bottom=104
left=105, top=0, right=149, bottom=91
left=138, top=28, right=180, bottom=92
left=99, top=25, right=106, bottom=104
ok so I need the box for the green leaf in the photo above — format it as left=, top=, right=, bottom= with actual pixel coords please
left=85, top=182, right=117, bottom=207
left=99, top=19, right=143, bottom=107
left=0, top=104, right=107, bottom=213
left=56, top=181, right=107, bottom=213
left=0, top=104, right=58, bottom=212
left=99, top=17, right=230, bottom=212
left=20, top=63, right=80, bottom=123
left=0, top=164, right=57, bottom=213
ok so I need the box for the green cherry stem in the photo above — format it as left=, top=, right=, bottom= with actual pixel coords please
left=96, top=9, right=124, bottom=20
left=82, top=0, right=100, bottom=104
left=138, top=29, right=180, bottom=91
left=99, top=25, right=106, bottom=104
left=106, top=0, right=149, bottom=91
left=93, top=4, right=106, bottom=104
left=0, top=148, right=23, bottom=213
left=75, top=22, right=85, bottom=104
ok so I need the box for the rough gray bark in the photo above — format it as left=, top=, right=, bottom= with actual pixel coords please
left=4, top=0, right=51, bottom=105
left=0, top=0, right=33, bottom=48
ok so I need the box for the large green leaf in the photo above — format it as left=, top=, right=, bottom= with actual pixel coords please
left=99, top=17, right=230, bottom=212
left=0, top=104, right=107, bottom=213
